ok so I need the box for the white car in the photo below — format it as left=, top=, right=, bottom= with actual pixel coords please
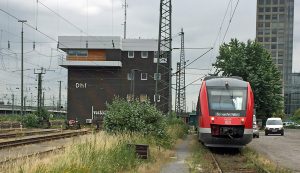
left=265, top=118, right=284, bottom=136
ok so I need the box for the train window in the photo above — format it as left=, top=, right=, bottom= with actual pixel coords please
left=207, top=88, right=247, bottom=116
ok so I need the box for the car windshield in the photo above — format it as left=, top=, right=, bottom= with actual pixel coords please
left=266, top=120, right=282, bottom=125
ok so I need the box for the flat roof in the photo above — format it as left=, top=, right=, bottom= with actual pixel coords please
left=58, top=36, right=159, bottom=51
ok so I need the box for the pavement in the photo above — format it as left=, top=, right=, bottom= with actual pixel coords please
left=248, top=129, right=300, bottom=173
left=160, top=135, right=192, bottom=173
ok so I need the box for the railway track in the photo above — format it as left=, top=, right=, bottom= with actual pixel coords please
left=0, top=130, right=88, bottom=149
left=210, top=148, right=270, bottom=173
left=0, top=129, right=59, bottom=139
left=0, top=146, right=65, bottom=165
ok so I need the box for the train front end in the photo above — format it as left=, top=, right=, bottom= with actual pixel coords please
left=198, top=77, right=254, bottom=148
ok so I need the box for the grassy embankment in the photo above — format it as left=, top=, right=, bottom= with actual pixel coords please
left=187, top=135, right=292, bottom=173
left=3, top=117, right=188, bottom=173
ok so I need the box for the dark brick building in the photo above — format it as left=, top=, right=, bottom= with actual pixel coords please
left=58, top=36, right=170, bottom=123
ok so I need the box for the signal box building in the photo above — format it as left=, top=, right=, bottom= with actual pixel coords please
left=58, top=36, right=170, bottom=124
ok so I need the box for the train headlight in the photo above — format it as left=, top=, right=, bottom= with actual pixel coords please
left=241, top=118, right=245, bottom=124
left=211, top=117, right=215, bottom=123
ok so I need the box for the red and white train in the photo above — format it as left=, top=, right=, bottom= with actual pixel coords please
left=196, top=76, right=254, bottom=148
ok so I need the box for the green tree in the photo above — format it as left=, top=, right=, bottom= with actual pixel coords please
left=291, top=108, right=300, bottom=123
left=213, top=39, right=283, bottom=118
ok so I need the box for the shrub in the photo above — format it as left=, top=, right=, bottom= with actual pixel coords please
left=104, top=97, right=170, bottom=148
left=21, top=114, right=40, bottom=128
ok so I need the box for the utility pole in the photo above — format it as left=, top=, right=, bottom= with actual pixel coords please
left=34, top=68, right=45, bottom=114
left=18, top=20, right=27, bottom=116
left=175, top=28, right=186, bottom=115
left=24, top=96, right=26, bottom=113
left=58, top=81, right=62, bottom=116
left=122, top=0, right=128, bottom=39
left=155, top=0, right=172, bottom=114
left=42, top=92, right=45, bottom=107
left=12, top=94, right=15, bottom=115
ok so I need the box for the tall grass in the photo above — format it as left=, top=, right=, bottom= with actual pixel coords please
left=3, top=118, right=188, bottom=173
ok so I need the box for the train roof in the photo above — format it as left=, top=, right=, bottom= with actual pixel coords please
left=204, top=76, right=248, bottom=87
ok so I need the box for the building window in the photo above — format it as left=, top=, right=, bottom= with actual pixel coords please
left=278, top=44, right=284, bottom=49
left=257, top=37, right=263, bottom=42
left=272, top=0, right=278, bottom=4
left=264, top=37, right=270, bottom=42
left=278, top=51, right=284, bottom=57
left=271, top=37, right=277, bottom=42
left=141, top=73, right=148, bottom=80
left=140, top=94, right=148, bottom=102
left=279, top=14, right=285, bottom=21
left=278, top=59, right=283, bottom=64
left=258, top=29, right=264, bottom=35
left=258, top=7, right=264, bottom=12
left=258, top=0, right=264, bottom=5
left=279, top=7, right=285, bottom=12
left=258, top=15, right=264, bottom=20
left=272, top=29, right=277, bottom=35
left=271, top=51, right=277, bottom=57
left=128, top=51, right=134, bottom=58
left=272, top=7, right=278, bottom=12
left=154, top=94, right=161, bottom=102
left=272, top=14, right=278, bottom=21
left=265, top=7, right=271, bottom=12
left=265, top=29, right=270, bottom=35
left=154, top=73, right=161, bottom=80
left=141, top=51, right=148, bottom=58
left=67, top=50, right=88, bottom=56
left=279, top=0, right=284, bottom=4
left=265, top=15, right=271, bottom=20
left=266, top=0, right=271, bottom=4
left=127, top=73, right=134, bottom=80
left=271, top=44, right=277, bottom=49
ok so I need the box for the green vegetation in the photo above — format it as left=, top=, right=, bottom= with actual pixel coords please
left=9, top=98, right=188, bottom=173
left=291, top=108, right=300, bottom=124
left=104, top=97, right=175, bottom=148
left=243, top=147, right=292, bottom=173
left=213, top=39, right=283, bottom=118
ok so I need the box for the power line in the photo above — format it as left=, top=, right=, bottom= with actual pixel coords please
left=0, top=8, right=69, bottom=49
left=221, top=0, right=240, bottom=43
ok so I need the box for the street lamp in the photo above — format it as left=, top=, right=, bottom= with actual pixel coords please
left=18, top=20, right=27, bottom=116
left=130, top=69, right=141, bottom=100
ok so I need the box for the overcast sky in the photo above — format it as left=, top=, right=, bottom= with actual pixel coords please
left=0, top=0, right=299, bottom=111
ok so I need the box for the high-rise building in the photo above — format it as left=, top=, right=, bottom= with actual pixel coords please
left=256, top=0, right=294, bottom=114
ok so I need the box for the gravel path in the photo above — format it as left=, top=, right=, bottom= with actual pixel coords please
left=160, top=135, right=192, bottom=173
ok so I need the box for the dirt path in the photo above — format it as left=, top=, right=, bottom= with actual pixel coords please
left=160, top=135, right=192, bottom=173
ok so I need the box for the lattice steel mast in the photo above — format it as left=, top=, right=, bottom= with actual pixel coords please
left=155, top=0, right=172, bottom=113
left=175, top=28, right=186, bottom=114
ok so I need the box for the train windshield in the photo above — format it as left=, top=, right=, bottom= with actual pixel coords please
left=208, top=88, right=247, bottom=116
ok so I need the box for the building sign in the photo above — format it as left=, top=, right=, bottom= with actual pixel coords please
left=75, top=82, right=87, bottom=88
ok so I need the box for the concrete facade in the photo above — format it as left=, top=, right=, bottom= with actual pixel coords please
left=256, top=0, right=295, bottom=114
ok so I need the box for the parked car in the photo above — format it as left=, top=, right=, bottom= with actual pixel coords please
left=265, top=118, right=284, bottom=136
left=253, top=114, right=259, bottom=138
left=283, top=121, right=295, bottom=126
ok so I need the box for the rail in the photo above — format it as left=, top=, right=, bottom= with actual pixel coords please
left=0, top=130, right=88, bottom=149
left=210, top=149, right=270, bottom=173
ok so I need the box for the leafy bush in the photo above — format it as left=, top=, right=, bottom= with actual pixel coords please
left=291, top=108, right=300, bottom=124
left=21, top=114, right=40, bottom=128
left=104, top=97, right=171, bottom=147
